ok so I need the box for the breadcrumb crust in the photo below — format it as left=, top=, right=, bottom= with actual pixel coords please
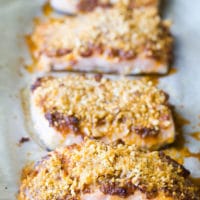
left=30, top=5, right=172, bottom=71
left=32, top=75, right=173, bottom=141
left=18, top=140, right=200, bottom=200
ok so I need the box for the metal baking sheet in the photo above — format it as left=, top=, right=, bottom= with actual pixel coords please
left=0, top=0, right=200, bottom=199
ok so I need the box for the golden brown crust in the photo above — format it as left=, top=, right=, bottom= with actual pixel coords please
left=30, top=5, right=172, bottom=72
left=18, top=140, right=200, bottom=200
left=31, top=75, right=174, bottom=149
left=44, top=112, right=80, bottom=133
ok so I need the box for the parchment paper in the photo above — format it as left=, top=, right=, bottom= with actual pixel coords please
left=0, top=0, right=200, bottom=199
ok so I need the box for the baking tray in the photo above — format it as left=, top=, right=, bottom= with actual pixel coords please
left=0, top=0, right=199, bottom=199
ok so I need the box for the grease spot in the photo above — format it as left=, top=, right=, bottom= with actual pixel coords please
left=190, top=132, right=200, bottom=141
left=163, top=113, right=196, bottom=164
left=42, top=2, right=53, bottom=16
left=168, top=67, right=177, bottom=75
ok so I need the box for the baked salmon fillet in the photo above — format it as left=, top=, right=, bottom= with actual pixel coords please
left=50, top=0, right=159, bottom=14
left=18, top=139, right=200, bottom=200
left=29, top=75, right=175, bottom=150
left=29, top=5, right=172, bottom=74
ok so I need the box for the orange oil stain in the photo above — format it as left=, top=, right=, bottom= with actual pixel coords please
left=164, top=147, right=200, bottom=165
left=174, top=112, right=191, bottom=127
left=145, top=76, right=159, bottom=86
left=33, top=17, right=41, bottom=26
left=20, top=162, right=34, bottom=181
left=190, top=132, right=200, bottom=141
left=42, top=2, right=53, bottom=16
left=25, top=64, right=35, bottom=73
left=25, top=33, right=37, bottom=54
left=191, top=177, right=200, bottom=186
left=163, top=113, right=195, bottom=164
left=168, top=67, right=177, bottom=75
left=24, top=34, right=38, bottom=73
left=164, top=132, right=200, bottom=165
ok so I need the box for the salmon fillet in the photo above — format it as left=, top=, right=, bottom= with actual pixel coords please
left=50, top=0, right=159, bottom=14
left=29, top=75, right=175, bottom=150
left=18, top=139, right=200, bottom=200
left=29, top=5, right=172, bottom=74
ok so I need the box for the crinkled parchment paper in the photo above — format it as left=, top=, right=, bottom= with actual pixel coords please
left=0, top=0, right=200, bottom=199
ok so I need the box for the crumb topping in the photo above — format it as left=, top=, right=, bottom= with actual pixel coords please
left=18, top=140, right=200, bottom=200
left=32, top=75, right=172, bottom=139
left=31, top=5, right=172, bottom=62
